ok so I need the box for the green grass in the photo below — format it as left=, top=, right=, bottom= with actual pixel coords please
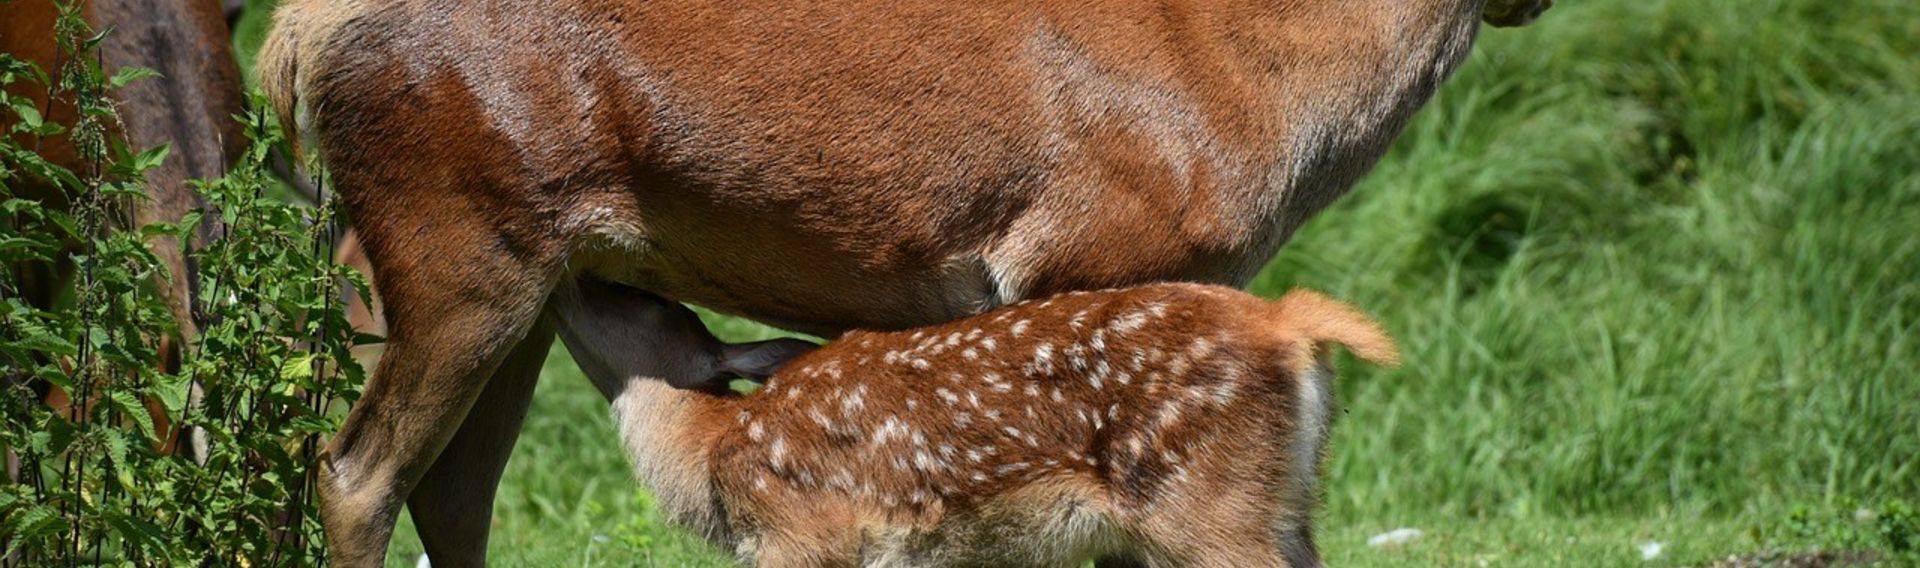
left=231, top=0, right=1920, bottom=564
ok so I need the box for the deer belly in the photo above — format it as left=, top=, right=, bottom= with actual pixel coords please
left=569, top=199, right=1279, bottom=336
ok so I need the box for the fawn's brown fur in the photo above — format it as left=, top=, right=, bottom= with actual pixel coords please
left=559, top=281, right=1395, bottom=567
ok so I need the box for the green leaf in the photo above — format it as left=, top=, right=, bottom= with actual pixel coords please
left=110, top=390, right=158, bottom=441
left=129, top=142, right=171, bottom=173
left=6, top=333, right=78, bottom=357
left=4, top=504, right=65, bottom=546
left=8, top=99, right=41, bottom=129
left=0, top=235, right=57, bottom=262
left=42, top=418, right=75, bottom=455
left=82, top=25, right=115, bottom=51
left=152, top=373, right=192, bottom=416
left=2, top=197, right=43, bottom=214
left=103, top=511, right=172, bottom=559
left=104, top=427, right=131, bottom=468
left=280, top=353, right=316, bottom=384
left=32, top=366, right=74, bottom=391
left=287, top=415, right=338, bottom=435
left=108, top=66, right=161, bottom=88
left=174, top=210, right=206, bottom=239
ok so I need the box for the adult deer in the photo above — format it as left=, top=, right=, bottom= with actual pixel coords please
left=2, top=0, right=245, bottom=457
left=258, top=0, right=1551, bottom=564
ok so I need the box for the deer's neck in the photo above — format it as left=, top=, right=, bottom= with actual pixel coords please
left=607, top=380, right=736, bottom=544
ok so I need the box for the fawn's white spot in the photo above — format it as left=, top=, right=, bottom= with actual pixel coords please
left=874, top=416, right=908, bottom=447
left=840, top=385, right=866, bottom=415
left=769, top=437, right=789, bottom=469
left=1110, top=312, right=1149, bottom=334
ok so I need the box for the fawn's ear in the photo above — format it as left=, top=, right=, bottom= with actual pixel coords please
left=718, top=338, right=820, bottom=380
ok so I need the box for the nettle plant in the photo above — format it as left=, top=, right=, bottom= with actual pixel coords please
left=0, top=3, right=366, bottom=565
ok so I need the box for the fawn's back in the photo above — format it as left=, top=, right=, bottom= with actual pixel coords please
left=707, top=283, right=1395, bottom=566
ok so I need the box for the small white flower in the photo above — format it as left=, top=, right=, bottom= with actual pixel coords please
left=1367, top=528, right=1423, bottom=548
left=1637, top=541, right=1663, bottom=561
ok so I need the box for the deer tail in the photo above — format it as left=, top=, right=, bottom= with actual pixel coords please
left=1267, top=289, right=1400, bottom=367
left=256, top=0, right=365, bottom=157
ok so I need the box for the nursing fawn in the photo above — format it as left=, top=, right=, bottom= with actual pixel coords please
left=554, top=279, right=1397, bottom=568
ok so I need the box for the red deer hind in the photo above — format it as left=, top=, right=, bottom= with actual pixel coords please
left=256, top=0, right=1550, bottom=564
left=553, top=279, right=1397, bottom=567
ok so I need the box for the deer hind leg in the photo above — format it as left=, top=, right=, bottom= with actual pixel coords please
left=315, top=216, right=564, bottom=567
left=407, top=321, right=555, bottom=566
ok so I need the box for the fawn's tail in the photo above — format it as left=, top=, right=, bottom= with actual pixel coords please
left=1266, top=289, right=1400, bottom=367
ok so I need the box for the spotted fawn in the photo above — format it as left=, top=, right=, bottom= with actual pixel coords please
left=554, top=280, right=1398, bottom=567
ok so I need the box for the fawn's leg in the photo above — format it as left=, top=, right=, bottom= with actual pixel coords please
left=1135, top=519, right=1284, bottom=568
left=315, top=216, right=563, bottom=567
left=1153, top=544, right=1285, bottom=568
left=752, top=532, right=860, bottom=568
left=407, top=320, right=556, bottom=567
left=1129, top=464, right=1290, bottom=568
